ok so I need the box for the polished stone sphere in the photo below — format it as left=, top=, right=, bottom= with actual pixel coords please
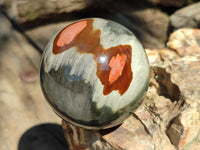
left=40, top=18, right=150, bottom=129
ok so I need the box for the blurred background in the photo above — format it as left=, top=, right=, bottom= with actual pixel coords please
left=0, top=0, right=200, bottom=150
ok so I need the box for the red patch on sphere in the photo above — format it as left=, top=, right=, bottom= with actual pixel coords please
left=109, top=54, right=127, bottom=84
left=53, top=19, right=133, bottom=96
left=57, top=21, right=87, bottom=46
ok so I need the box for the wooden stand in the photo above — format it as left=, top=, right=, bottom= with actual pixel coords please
left=62, top=120, right=113, bottom=150
left=61, top=114, right=155, bottom=150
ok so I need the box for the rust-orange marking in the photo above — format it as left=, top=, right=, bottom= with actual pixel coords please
left=109, top=54, right=127, bottom=84
left=54, top=21, right=88, bottom=54
left=53, top=19, right=133, bottom=96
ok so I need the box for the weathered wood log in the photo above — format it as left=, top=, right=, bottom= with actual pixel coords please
left=24, top=1, right=169, bottom=50
left=0, top=0, right=94, bottom=23
left=0, top=13, right=60, bottom=150
left=1, top=0, right=170, bottom=49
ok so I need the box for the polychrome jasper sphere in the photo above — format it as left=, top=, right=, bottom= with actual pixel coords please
left=40, top=18, right=150, bottom=129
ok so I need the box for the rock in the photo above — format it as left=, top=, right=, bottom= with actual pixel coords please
left=166, top=55, right=200, bottom=149
left=146, top=0, right=198, bottom=7
left=102, top=116, right=154, bottom=150
left=143, top=26, right=200, bottom=150
left=40, top=18, right=150, bottom=129
left=170, top=2, right=200, bottom=31
left=167, top=28, right=200, bottom=57
left=146, top=48, right=179, bottom=66
left=167, top=56, right=200, bottom=102
left=165, top=27, right=200, bottom=149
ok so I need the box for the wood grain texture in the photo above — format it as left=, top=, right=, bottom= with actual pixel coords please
left=0, top=14, right=60, bottom=150
left=1, top=0, right=93, bottom=23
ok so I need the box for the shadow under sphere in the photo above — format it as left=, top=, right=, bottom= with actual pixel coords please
left=18, top=123, right=69, bottom=150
